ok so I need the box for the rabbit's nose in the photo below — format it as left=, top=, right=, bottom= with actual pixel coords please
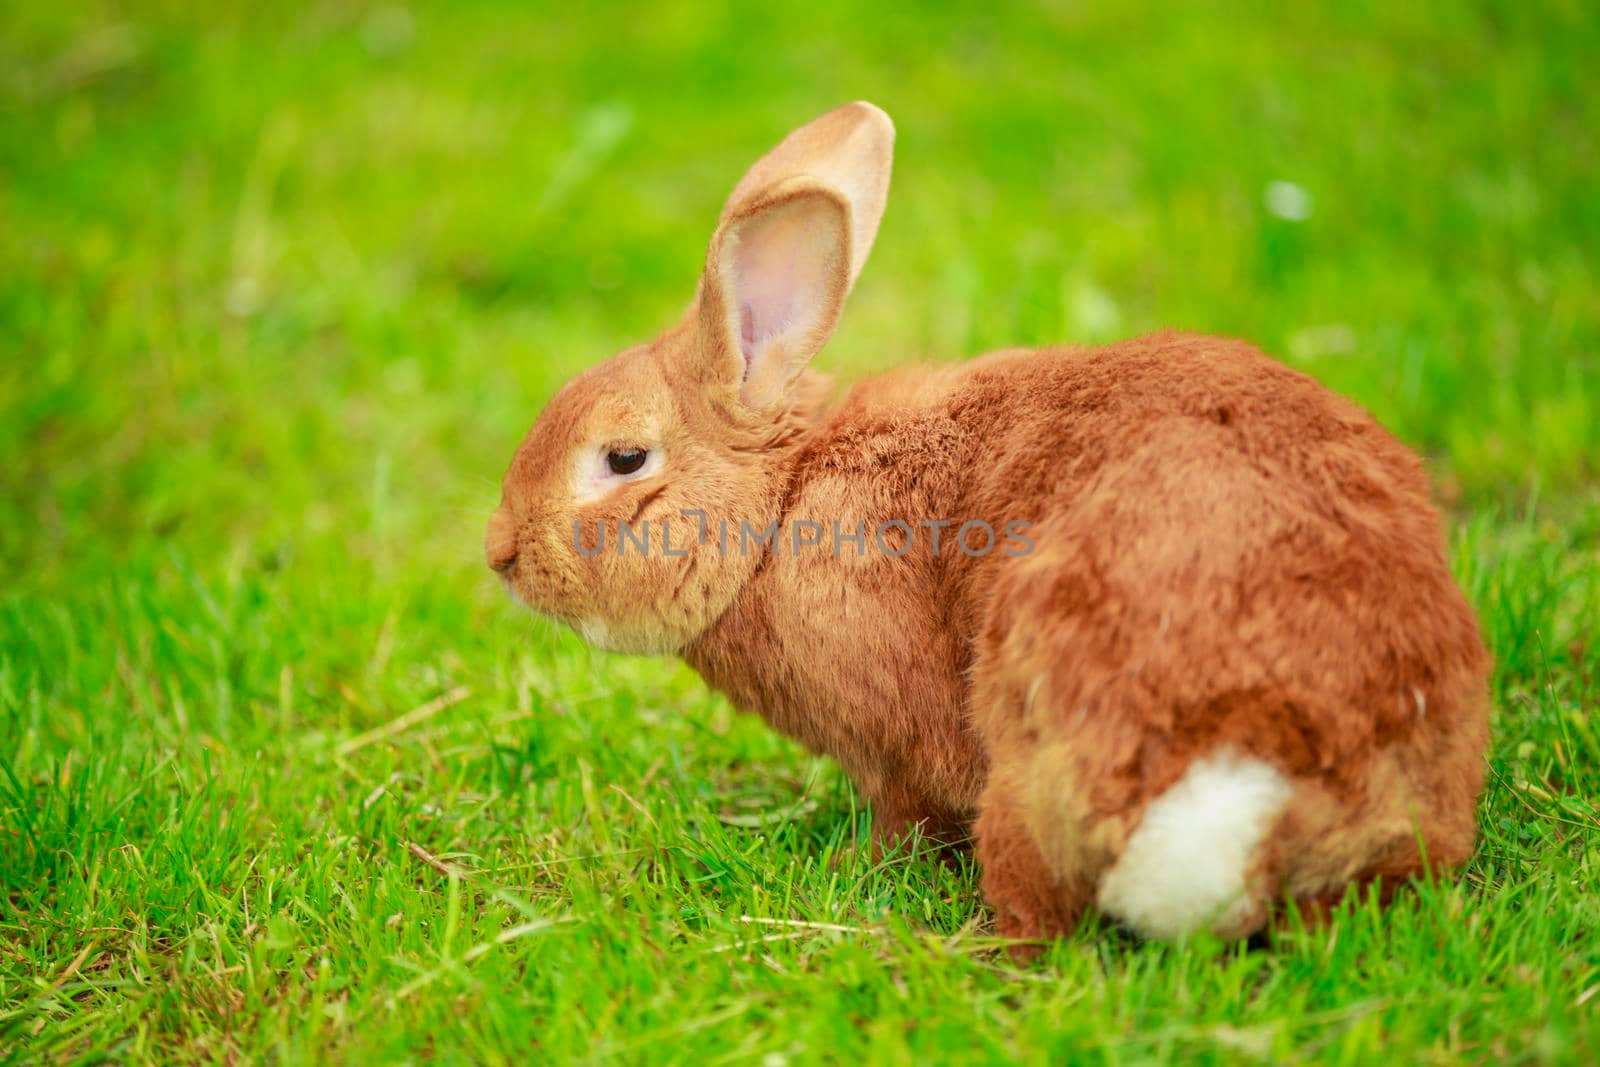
left=485, top=510, right=518, bottom=574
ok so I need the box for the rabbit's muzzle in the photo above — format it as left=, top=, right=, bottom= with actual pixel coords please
left=485, top=508, right=519, bottom=574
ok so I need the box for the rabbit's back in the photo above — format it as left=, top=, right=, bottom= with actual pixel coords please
left=693, top=332, right=1485, bottom=843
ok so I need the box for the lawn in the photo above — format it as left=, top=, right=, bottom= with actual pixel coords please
left=2, top=1, right=1598, bottom=1062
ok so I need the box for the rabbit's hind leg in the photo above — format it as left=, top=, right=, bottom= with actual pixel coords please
left=974, top=761, right=1094, bottom=957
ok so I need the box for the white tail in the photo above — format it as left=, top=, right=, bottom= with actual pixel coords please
left=1096, top=752, right=1294, bottom=939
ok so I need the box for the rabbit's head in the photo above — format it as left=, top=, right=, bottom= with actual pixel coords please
left=487, top=102, right=894, bottom=653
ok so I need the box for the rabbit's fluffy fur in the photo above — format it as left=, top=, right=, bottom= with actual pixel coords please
left=487, top=102, right=1490, bottom=945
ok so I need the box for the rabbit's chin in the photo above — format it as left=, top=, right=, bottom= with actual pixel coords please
left=573, top=615, right=680, bottom=657
left=501, top=573, right=687, bottom=656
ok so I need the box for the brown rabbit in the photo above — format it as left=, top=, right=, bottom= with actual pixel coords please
left=485, top=102, right=1490, bottom=942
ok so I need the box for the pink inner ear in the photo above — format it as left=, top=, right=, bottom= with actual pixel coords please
left=727, top=197, right=838, bottom=388
left=739, top=304, right=757, bottom=379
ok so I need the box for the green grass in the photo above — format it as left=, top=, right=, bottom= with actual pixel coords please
left=2, top=1, right=1598, bottom=1062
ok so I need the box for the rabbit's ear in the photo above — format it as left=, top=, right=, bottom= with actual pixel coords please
left=695, top=102, right=893, bottom=409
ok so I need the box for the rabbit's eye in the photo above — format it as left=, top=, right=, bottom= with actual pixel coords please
left=606, top=449, right=648, bottom=476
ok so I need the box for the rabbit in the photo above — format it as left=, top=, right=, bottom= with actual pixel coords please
left=485, top=101, right=1491, bottom=944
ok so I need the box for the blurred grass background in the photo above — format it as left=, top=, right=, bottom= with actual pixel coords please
left=2, top=1, right=1598, bottom=1063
